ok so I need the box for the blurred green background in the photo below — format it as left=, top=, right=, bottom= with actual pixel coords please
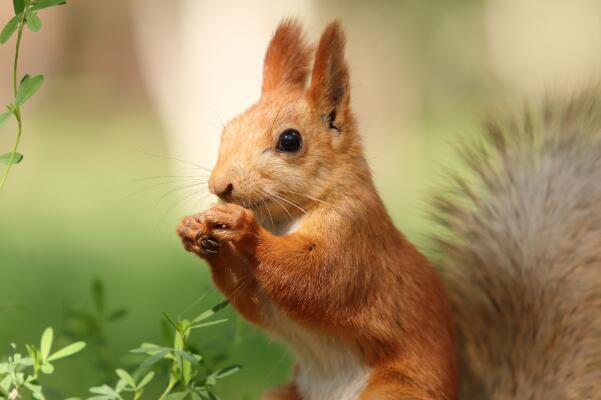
left=1, top=0, right=600, bottom=398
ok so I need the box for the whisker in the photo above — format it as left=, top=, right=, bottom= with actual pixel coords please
left=228, top=273, right=252, bottom=303
left=264, top=202, right=274, bottom=227
left=255, top=187, right=275, bottom=228
left=254, top=185, right=276, bottom=228
left=127, top=179, right=206, bottom=198
left=265, top=188, right=307, bottom=214
left=279, top=187, right=345, bottom=212
left=156, top=182, right=208, bottom=204
left=137, top=150, right=213, bottom=172
left=157, top=189, right=211, bottom=227
left=133, top=175, right=209, bottom=182
left=247, top=186, right=269, bottom=227
left=180, top=190, right=212, bottom=211
left=278, top=187, right=327, bottom=205
left=264, top=347, right=292, bottom=382
left=180, top=287, right=213, bottom=315
left=258, top=188, right=294, bottom=223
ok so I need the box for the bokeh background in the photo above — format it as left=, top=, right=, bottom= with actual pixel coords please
left=1, top=0, right=600, bottom=398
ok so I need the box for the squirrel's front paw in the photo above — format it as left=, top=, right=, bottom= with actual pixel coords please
left=204, top=203, right=258, bottom=248
left=177, top=214, right=221, bottom=256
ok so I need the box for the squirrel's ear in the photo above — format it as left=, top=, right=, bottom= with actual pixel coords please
left=262, top=18, right=311, bottom=94
left=308, top=20, right=350, bottom=132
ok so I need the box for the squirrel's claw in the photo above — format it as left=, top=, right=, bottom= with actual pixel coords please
left=177, top=214, right=222, bottom=257
left=200, top=237, right=221, bottom=255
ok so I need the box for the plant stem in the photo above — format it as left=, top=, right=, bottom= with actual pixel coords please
left=0, top=10, right=27, bottom=192
left=157, top=380, right=176, bottom=400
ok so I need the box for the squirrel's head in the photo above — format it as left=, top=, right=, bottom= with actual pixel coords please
left=209, top=19, right=360, bottom=224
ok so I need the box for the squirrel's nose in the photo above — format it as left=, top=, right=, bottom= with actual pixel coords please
left=211, top=181, right=234, bottom=200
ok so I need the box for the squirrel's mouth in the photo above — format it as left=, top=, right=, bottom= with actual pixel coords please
left=237, top=197, right=271, bottom=212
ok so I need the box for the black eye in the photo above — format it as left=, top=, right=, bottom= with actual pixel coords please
left=276, top=129, right=302, bottom=152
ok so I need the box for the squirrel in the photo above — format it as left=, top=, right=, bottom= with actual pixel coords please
left=178, top=18, right=601, bottom=400
left=177, top=18, right=457, bottom=399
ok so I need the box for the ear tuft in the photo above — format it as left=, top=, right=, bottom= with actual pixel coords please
left=308, top=20, right=350, bottom=128
left=262, top=18, right=311, bottom=94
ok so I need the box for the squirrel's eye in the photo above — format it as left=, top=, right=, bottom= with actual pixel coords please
left=276, top=129, right=302, bottom=152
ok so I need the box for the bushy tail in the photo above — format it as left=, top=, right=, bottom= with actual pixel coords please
left=430, top=90, right=601, bottom=400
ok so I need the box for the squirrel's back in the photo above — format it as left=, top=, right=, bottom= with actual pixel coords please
left=431, top=89, right=601, bottom=399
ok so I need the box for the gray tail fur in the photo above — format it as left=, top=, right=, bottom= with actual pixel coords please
left=430, top=89, right=601, bottom=399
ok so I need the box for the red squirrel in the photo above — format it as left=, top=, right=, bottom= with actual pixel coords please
left=178, top=15, right=601, bottom=400
left=177, top=19, right=458, bottom=400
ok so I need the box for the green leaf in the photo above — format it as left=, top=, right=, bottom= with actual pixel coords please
left=91, top=279, right=104, bottom=314
left=160, top=318, right=172, bottom=343
left=191, top=300, right=229, bottom=324
left=1, top=374, right=12, bottom=392
left=15, top=74, right=44, bottom=106
left=47, top=341, right=86, bottom=361
left=106, top=308, right=128, bottom=322
left=115, top=369, right=135, bottom=389
left=176, top=350, right=199, bottom=365
left=25, top=11, right=42, bottom=32
left=211, top=365, right=242, bottom=379
left=137, top=371, right=154, bottom=389
left=190, top=319, right=228, bottom=329
left=139, top=349, right=169, bottom=370
left=31, top=0, right=67, bottom=11
left=40, top=327, right=53, bottom=360
left=162, top=312, right=177, bottom=328
left=25, top=344, right=37, bottom=363
left=0, top=152, right=23, bottom=165
left=164, top=392, right=188, bottom=400
left=115, top=378, right=127, bottom=393
left=13, top=0, right=25, bottom=14
left=0, top=110, right=12, bottom=127
left=176, top=319, right=191, bottom=335
left=89, top=384, right=120, bottom=397
left=194, top=389, right=210, bottom=400
left=18, top=356, right=34, bottom=366
left=40, top=361, right=54, bottom=374
left=24, top=381, right=43, bottom=394
left=129, top=343, right=171, bottom=354
left=0, top=15, right=20, bottom=44
left=32, top=390, right=45, bottom=400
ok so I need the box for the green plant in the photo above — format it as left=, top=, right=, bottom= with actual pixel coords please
left=0, top=328, right=86, bottom=400
left=86, top=369, right=155, bottom=400
left=87, top=301, right=240, bottom=400
left=0, top=0, right=66, bottom=191
left=63, top=279, right=128, bottom=376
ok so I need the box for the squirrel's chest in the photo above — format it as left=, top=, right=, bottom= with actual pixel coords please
left=265, top=304, right=371, bottom=400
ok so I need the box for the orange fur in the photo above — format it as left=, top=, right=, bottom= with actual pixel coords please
left=177, top=18, right=458, bottom=400
left=262, top=18, right=312, bottom=94
left=308, top=20, right=351, bottom=130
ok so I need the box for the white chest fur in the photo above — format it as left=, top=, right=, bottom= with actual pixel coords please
left=258, top=215, right=302, bottom=236
left=257, top=217, right=371, bottom=399
left=265, top=304, right=371, bottom=400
